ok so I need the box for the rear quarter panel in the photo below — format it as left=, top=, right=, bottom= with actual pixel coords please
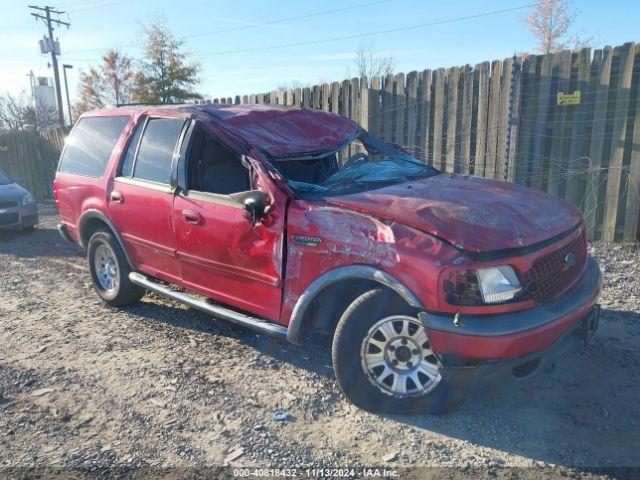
left=55, top=112, right=139, bottom=243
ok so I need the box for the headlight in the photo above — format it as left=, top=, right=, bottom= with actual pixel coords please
left=22, top=193, right=36, bottom=206
left=476, top=266, right=521, bottom=304
left=444, top=265, right=522, bottom=306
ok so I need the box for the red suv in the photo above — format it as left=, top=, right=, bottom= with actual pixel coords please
left=54, top=104, right=601, bottom=413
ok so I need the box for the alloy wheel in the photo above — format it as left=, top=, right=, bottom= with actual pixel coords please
left=94, top=243, right=119, bottom=292
left=360, top=315, right=441, bottom=398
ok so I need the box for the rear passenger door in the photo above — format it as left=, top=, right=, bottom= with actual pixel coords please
left=108, top=116, right=187, bottom=284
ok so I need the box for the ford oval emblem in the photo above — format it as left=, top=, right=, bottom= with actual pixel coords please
left=564, top=253, right=577, bottom=267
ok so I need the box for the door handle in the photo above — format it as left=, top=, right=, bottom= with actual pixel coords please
left=110, top=191, right=124, bottom=204
left=182, top=210, right=203, bottom=225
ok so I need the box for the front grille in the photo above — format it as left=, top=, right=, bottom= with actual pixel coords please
left=0, top=200, right=18, bottom=208
left=523, top=231, right=587, bottom=304
left=0, top=213, right=19, bottom=226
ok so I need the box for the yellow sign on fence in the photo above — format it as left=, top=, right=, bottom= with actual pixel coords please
left=557, top=91, right=581, bottom=105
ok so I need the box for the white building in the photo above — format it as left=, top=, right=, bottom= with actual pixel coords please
left=33, top=77, right=58, bottom=130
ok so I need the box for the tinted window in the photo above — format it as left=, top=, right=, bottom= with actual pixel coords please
left=133, top=118, right=185, bottom=184
left=58, top=116, right=130, bottom=177
left=186, top=125, right=250, bottom=195
left=119, top=119, right=144, bottom=177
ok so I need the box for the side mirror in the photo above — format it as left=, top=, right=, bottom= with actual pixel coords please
left=241, top=190, right=268, bottom=226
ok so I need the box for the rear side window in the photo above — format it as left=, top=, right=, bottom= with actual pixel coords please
left=119, top=119, right=144, bottom=177
left=58, top=115, right=130, bottom=177
left=132, top=118, right=185, bottom=184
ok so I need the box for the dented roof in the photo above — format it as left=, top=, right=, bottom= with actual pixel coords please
left=86, top=103, right=361, bottom=158
left=195, top=103, right=361, bottom=157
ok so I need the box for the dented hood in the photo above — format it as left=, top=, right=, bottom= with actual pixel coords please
left=325, top=174, right=582, bottom=253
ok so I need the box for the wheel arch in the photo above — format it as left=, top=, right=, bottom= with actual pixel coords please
left=77, top=209, right=134, bottom=267
left=286, top=265, right=424, bottom=345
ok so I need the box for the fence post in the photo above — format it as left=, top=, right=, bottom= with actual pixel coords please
left=602, top=43, right=637, bottom=241
left=445, top=67, right=460, bottom=173
left=432, top=69, right=445, bottom=170
left=418, top=70, right=432, bottom=165
left=564, top=48, right=592, bottom=205
left=496, top=56, right=513, bottom=180
left=474, top=62, right=490, bottom=176
left=506, top=56, right=523, bottom=183
left=460, top=66, right=473, bottom=174
left=623, top=72, right=640, bottom=240
left=485, top=60, right=502, bottom=179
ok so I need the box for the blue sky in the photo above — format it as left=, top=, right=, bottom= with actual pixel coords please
left=1, top=0, right=638, bottom=103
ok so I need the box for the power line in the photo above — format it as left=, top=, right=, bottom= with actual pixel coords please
left=194, top=3, right=540, bottom=57
left=63, top=0, right=392, bottom=54
left=185, top=0, right=391, bottom=39
left=69, top=0, right=135, bottom=13
left=55, top=0, right=102, bottom=6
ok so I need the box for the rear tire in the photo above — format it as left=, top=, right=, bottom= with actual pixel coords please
left=332, top=288, right=463, bottom=414
left=87, top=228, right=144, bottom=307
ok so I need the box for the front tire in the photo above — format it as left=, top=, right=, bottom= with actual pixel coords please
left=87, top=228, right=144, bottom=307
left=332, top=288, right=463, bottom=414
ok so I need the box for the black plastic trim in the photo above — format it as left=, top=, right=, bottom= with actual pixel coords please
left=77, top=209, right=134, bottom=267
left=287, top=265, right=424, bottom=345
left=467, top=222, right=582, bottom=261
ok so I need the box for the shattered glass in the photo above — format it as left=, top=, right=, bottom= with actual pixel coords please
left=273, top=133, right=439, bottom=196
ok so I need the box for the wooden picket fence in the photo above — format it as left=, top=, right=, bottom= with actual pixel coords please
left=0, top=128, right=65, bottom=200
left=212, top=42, right=640, bottom=242
left=1, top=42, right=639, bottom=242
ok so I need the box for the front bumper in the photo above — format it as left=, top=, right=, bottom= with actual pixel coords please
left=419, top=256, right=601, bottom=360
left=0, top=203, right=38, bottom=230
left=438, top=305, right=600, bottom=389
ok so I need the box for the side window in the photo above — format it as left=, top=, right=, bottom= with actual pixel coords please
left=119, top=119, right=144, bottom=177
left=133, top=118, right=185, bottom=184
left=186, top=125, right=251, bottom=195
left=58, top=115, right=130, bottom=177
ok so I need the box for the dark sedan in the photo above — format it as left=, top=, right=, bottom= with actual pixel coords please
left=0, top=168, right=38, bottom=231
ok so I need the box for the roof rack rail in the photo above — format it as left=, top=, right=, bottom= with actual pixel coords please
left=113, top=102, right=186, bottom=107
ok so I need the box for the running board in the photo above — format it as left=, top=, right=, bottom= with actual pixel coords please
left=129, top=272, right=288, bottom=338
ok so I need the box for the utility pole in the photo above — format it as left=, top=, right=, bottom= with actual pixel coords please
left=29, top=5, right=70, bottom=128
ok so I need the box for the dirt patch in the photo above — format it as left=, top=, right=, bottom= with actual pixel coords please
left=0, top=203, right=638, bottom=477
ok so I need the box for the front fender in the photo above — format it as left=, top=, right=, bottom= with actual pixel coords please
left=286, top=265, right=423, bottom=345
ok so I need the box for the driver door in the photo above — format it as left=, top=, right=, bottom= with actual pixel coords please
left=173, top=122, right=286, bottom=321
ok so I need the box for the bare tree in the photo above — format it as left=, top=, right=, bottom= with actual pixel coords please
left=0, top=91, right=57, bottom=132
left=75, top=49, right=135, bottom=116
left=522, top=0, right=592, bottom=54
left=349, top=43, right=396, bottom=82
left=277, top=80, right=307, bottom=92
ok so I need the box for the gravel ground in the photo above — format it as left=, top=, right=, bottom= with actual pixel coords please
left=0, top=203, right=639, bottom=478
